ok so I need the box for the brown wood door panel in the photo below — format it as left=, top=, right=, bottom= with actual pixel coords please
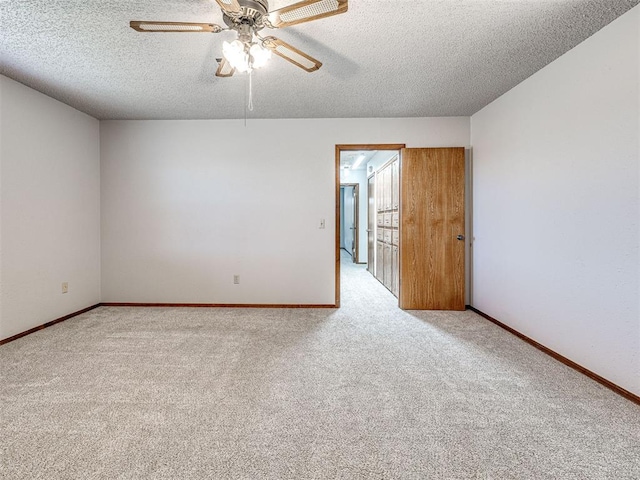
left=399, top=147, right=465, bottom=310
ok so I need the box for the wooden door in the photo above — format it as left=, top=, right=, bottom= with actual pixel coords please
left=367, top=175, right=375, bottom=272
left=399, top=147, right=465, bottom=310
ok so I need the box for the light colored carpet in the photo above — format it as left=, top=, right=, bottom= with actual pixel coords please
left=1, top=254, right=639, bottom=479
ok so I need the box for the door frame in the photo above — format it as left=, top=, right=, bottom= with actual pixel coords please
left=340, top=183, right=360, bottom=263
left=334, top=144, right=406, bottom=308
left=366, top=173, right=375, bottom=273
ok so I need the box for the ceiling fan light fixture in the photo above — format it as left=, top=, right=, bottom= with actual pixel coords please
left=250, top=43, right=272, bottom=69
left=223, top=40, right=250, bottom=72
left=223, top=38, right=272, bottom=72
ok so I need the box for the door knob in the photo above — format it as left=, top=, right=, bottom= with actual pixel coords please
left=457, top=235, right=465, bottom=241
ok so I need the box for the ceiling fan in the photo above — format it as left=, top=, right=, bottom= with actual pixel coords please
left=130, top=0, right=348, bottom=77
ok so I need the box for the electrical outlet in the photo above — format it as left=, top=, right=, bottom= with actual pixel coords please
left=62, top=282, right=68, bottom=294
left=233, top=275, right=240, bottom=285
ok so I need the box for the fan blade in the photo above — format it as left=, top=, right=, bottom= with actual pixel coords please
left=130, top=21, right=223, bottom=33
left=268, top=0, right=347, bottom=28
left=214, top=0, right=241, bottom=14
left=129, top=21, right=223, bottom=33
left=262, top=37, right=322, bottom=72
left=215, top=58, right=236, bottom=77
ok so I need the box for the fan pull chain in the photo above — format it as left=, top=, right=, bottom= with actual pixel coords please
left=248, top=69, right=254, bottom=112
left=244, top=72, right=247, bottom=127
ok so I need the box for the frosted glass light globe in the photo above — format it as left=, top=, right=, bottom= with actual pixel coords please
left=249, top=44, right=272, bottom=69
left=223, top=40, right=249, bottom=72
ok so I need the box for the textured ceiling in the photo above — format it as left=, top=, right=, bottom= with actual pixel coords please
left=340, top=150, right=376, bottom=170
left=1, top=0, right=637, bottom=120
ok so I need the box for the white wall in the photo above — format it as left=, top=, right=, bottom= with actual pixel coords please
left=101, top=117, right=469, bottom=305
left=471, top=7, right=639, bottom=395
left=0, top=76, right=101, bottom=340
left=340, top=167, right=368, bottom=263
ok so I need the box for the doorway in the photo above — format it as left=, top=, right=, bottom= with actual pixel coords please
left=334, top=144, right=406, bottom=308
left=340, top=183, right=359, bottom=263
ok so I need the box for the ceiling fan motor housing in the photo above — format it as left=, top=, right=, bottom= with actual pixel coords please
left=223, top=0, right=270, bottom=33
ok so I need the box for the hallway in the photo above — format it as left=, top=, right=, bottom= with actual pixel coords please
left=340, top=247, right=397, bottom=310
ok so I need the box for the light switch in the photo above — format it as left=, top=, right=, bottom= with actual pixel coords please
left=319, top=219, right=325, bottom=229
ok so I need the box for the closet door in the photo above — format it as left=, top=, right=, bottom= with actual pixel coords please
left=391, top=245, right=399, bottom=297
left=383, top=166, right=392, bottom=211
left=383, top=243, right=392, bottom=289
left=391, top=160, right=399, bottom=210
left=376, top=171, right=385, bottom=213
left=376, top=241, right=384, bottom=282
left=399, top=148, right=465, bottom=310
